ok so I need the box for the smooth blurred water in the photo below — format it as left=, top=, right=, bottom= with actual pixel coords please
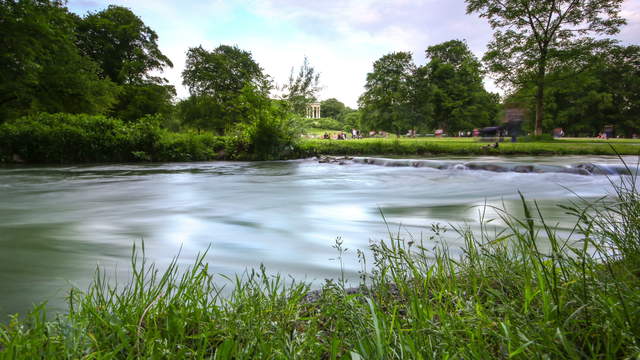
left=0, top=155, right=635, bottom=318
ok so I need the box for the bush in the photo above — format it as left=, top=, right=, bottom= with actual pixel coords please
left=0, top=113, right=228, bottom=163
left=304, top=117, right=343, bottom=131
left=228, top=95, right=303, bottom=160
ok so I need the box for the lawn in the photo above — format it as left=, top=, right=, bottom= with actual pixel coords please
left=295, top=134, right=640, bottom=157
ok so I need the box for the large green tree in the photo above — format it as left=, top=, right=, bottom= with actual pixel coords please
left=508, top=43, right=640, bottom=137
left=320, top=98, right=346, bottom=119
left=0, top=0, right=118, bottom=121
left=76, top=5, right=173, bottom=85
left=359, top=52, right=416, bottom=135
left=466, top=0, right=626, bottom=135
left=181, top=45, right=270, bottom=133
left=76, top=5, right=175, bottom=122
left=420, top=40, right=499, bottom=132
left=183, top=45, right=269, bottom=98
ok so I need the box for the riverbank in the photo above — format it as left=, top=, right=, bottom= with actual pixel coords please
left=295, top=137, right=640, bottom=157
left=3, top=136, right=639, bottom=164
left=2, top=182, right=639, bottom=358
left=2, top=114, right=639, bottom=164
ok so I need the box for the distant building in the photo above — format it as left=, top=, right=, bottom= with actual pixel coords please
left=306, top=102, right=321, bottom=118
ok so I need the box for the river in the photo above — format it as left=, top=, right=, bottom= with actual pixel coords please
left=0, top=155, right=635, bottom=317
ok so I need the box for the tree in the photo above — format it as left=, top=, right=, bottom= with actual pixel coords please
left=183, top=45, right=269, bottom=98
left=76, top=5, right=173, bottom=85
left=466, top=0, right=626, bottom=135
left=421, top=40, right=499, bottom=132
left=359, top=52, right=416, bottom=135
left=507, top=43, right=640, bottom=136
left=180, top=45, right=270, bottom=132
left=320, top=98, right=346, bottom=119
left=282, top=57, right=321, bottom=116
left=76, top=5, right=174, bottom=122
left=0, top=0, right=118, bottom=120
left=111, top=83, right=176, bottom=123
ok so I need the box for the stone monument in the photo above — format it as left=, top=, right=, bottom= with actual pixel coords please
left=306, top=102, right=321, bottom=119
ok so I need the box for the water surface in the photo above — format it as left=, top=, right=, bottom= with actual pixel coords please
left=0, top=155, right=634, bottom=317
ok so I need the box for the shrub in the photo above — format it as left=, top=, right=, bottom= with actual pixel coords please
left=0, top=113, right=228, bottom=163
left=304, top=117, right=343, bottom=130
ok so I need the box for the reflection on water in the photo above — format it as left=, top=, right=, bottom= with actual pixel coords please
left=0, top=156, right=634, bottom=318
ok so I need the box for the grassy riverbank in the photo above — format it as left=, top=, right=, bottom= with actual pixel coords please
left=2, top=177, right=639, bottom=358
left=296, top=137, right=640, bottom=157
left=2, top=114, right=640, bottom=164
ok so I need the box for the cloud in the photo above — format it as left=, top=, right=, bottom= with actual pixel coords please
left=67, top=0, right=639, bottom=107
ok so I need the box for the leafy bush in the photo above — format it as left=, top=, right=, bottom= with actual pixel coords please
left=227, top=88, right=303, bottom=160
left=304, top=117, right=343, bottom=130
left=232, top=109, right=302, bottom=160
left=0, top=113, right=227, bottom=163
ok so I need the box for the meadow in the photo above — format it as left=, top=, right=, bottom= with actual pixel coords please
left=296, top=135, right=640, bottom=157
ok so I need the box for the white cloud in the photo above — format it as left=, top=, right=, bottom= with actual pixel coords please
left=69, top=0, right=640, bottom=107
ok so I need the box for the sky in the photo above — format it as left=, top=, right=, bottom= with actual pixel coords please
left=68, top=0, right=640, bottom=108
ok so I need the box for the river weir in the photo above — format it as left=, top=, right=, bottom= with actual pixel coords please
left=0, top=155, right=637, bottom=317
left=322, top=156, right=637, bottom=176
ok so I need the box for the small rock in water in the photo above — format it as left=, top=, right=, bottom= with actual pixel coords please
left=317, top=155, right=353, bottom=164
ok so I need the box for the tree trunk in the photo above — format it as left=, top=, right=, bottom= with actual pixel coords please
left=535, top=81, right=544, bottom=136
left=534, top=53, right=547, bottom=136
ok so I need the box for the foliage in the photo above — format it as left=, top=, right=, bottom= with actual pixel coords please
left=76, top=5, right=173, bottom=85
left=2, top=180, right=640, bottom=358
left=303, top=117, right=344, bottom=131
left=359, top=52, right=417, bottom=135
left=0, top=0, right=119, bottom=121
left=230, top=88, right=302, bottom=160
left=0, top=113, right=228, bottom=163
left=182, top=45, right=269, bottom=97
left=420, top=40, right=499, bottom=132
left=176, top=95, right=222, bottom=133
left=466, top=0, right=627, bottom=135
left=341, top=110, right=363, bottom=130
left=181, top=45, right=270, bottom=132
left=111, top=83, right=176, bottom=123
left=319, top=98, right=346, bottom=119
left=282, top=57, right=321, bottom=116
left=508, top=43, right=640, bottom=137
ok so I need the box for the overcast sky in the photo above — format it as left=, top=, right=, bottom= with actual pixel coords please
left=68, top=0, right=640, bottom=108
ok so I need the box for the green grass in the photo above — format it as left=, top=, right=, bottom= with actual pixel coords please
left=2, top=168, right=640, bottom=358
left=295, top=137, right=640, bottom=156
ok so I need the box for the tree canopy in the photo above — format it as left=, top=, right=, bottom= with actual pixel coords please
left=507, top=43, right=640, bottom=136
left=466, top=0, right=626, bottom=135
left=422, top=40, right=499, bottom=132
left=76, top=5, right=173, bottom=85
left=282, top=57, right=321, bottom=116
left=319, top=98, right=346, bottom=119
left=0, top=0, right=119, bottom=120
left=180, top=45, right=270, bottom=133
left=359, top=52, right=416, bottom=134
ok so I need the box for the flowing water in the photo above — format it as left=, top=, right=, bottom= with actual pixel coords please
left=0, top=155, right=636, bottom=318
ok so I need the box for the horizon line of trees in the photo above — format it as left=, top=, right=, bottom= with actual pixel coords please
left=1, top=0, right=638, bottom=138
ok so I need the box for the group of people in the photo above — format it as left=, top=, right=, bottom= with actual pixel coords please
left=322, top=132, right=349, bottom=140
left=322, top=129, right=362, bottom=140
